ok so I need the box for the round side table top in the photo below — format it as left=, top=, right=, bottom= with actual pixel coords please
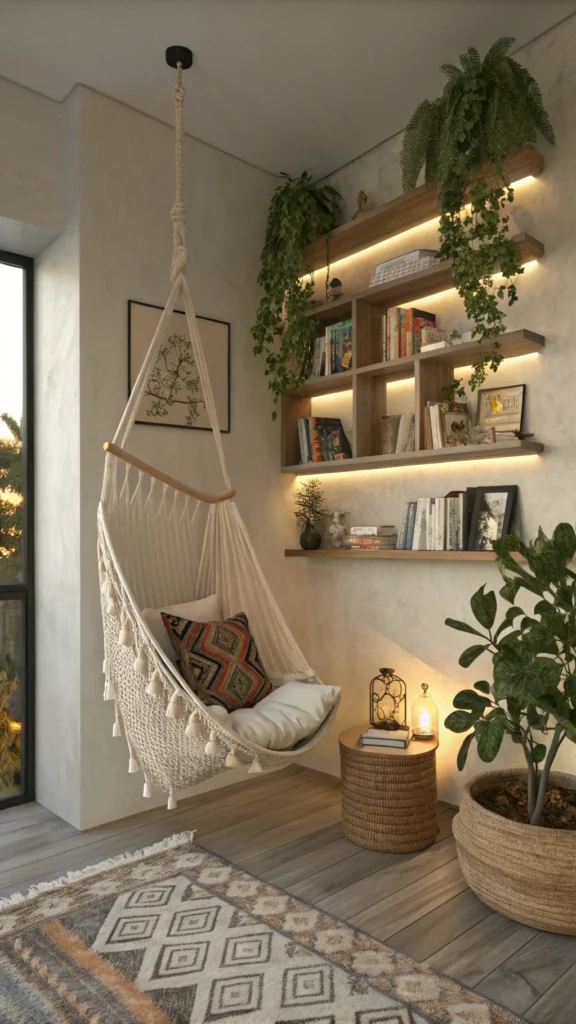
left=339, top=725, right=438, bottom=758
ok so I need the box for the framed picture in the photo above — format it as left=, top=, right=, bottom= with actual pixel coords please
left=128, top=300, right=230, bottom=433
left=443, top=403, right=469, bottom=446
left=477, top=384, right=525, bottom=435
left=468, top=485, right=518, bottom=551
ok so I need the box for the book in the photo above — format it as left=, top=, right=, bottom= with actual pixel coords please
left=396, top=507, right=409, bottom=549
left=413, top=311, right=437, bottom=353
left=382, top=415, right=399, bottom=454
left=315, top=417, right=352, bottom=461
left=374, top=251, right=438, bottom=274
left=412, top=498, right=428, bottom=550
left=309, top=335, right=326, bottom=378
left=349, top=526, right=396, bottom=536
left=381, top=313, right=387, bottom=361
left=399, top=308, right=407, bottom=358
left=425, top=497, right=436, bottom=551
left=435, top=496, right=447, bottom=550
left=421, top=327, right=450, bottom=348
left=404, top=501, right=418, bottom=550
left=361, top=726, right=411, bottom=748
left=446, top=495, right=460, bottom=551
left=326, top=319, right=353, bottom=373
left=395, top=413, right=414, bottom=453
left=389, top=307, right=400, bottom=360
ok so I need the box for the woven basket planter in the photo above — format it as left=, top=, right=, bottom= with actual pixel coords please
left=453, top=768, right=576, bottom=935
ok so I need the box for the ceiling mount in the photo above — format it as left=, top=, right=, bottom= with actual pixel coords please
left=165, top=46, right=193, bottom=70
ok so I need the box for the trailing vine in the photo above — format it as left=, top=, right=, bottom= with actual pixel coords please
left=400, top=37, right=554, bottom=397
left=252, top=172, right=340, bottom=418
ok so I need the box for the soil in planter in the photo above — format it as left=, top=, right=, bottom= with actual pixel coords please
left=476, top=779, right=576, bottom=830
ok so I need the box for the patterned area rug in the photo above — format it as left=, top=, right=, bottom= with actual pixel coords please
left=0, top=831, right=524, bottom=1024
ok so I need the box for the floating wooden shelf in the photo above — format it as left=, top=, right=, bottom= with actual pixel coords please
left=282, top=439, right=543, bottom=476
left=302, top=146, right=544, bottom=272
left=285, top=549, right=513, bottom=561
left=306, top=233, right=543, bottom=324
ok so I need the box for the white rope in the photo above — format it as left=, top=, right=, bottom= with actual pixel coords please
left=170, top=64, right=187, bottom=284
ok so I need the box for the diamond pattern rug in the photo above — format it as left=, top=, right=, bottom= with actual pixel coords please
left=0, top=831, right=525, bottom=1023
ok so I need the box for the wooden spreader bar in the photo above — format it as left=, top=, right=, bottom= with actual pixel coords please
left=103, top=441, right=235, bottom=504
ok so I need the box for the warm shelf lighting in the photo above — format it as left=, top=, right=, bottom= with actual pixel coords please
left=307, top=175, right=536, bottom=278
left=293, top=453, right=541, bottom=484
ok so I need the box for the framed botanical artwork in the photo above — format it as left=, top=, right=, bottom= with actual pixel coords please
left=477, top=384, right=525, bottom=436
left=128, top=300, right=230, bottom=433
left=468, top=485, right=518, bottom=551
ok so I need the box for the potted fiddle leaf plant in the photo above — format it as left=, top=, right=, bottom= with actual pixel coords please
left=445, top=523, right=576, bottom=934
left=252, top=172, right=340, bottom=418
left=400, top=36, right=554, bottom=397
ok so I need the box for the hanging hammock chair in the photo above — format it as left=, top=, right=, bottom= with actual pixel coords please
left=97, top=48, right=340, bottom=809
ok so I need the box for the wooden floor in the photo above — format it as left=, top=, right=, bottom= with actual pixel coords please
left=1, top=765, right=574, bottom=1022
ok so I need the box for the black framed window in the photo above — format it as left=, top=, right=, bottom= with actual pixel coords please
left=0, top=250, right=34, bottom=807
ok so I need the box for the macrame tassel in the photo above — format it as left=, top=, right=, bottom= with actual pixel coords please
left=204, top=730, right=221, bottom=756
left=112, top=719, right=122, bottom=738
left=119, top=624, right=133, bottom=648
left=102, top=658, right=107, bottom=674
left=107, top=598, right=118, bottom=617
left=104, top=678, right=117, bottom=701
left=128, top=754, right=139, bottom=774
left=185, top=711, right=204, bottom=738
left=249, top=754, right=263, bottom=774
left=225, top=747, right=242, bottom=769
left=166, top=692, right=187, bottom=720
left=146, top=669, right=164, bottom=697
left=134, top=651, right=148, bottom=675
left=167, top=789, right=177, bottom=811
left=143, top=780, right=151, bottom=798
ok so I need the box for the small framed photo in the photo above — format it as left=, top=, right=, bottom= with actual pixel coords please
left=477, top=384, right=525, bottom=435
left=443, top=407, right=470, bottom=446
left=468, top=486, right=518, bottom=551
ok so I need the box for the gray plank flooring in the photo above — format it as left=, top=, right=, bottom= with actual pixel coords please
left=1, top=764, right=574, bottom=1022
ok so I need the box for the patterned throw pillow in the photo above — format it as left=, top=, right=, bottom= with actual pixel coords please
left=161, top=611, right=272, bottom=712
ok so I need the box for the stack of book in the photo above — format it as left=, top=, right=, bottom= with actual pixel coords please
left=361, top=726, right=411, bottom=749
left=380, top=307, right=436, bottom=360
left=309, top=319, right=353, bottom=378
left=346, top=525, right=397, bottom=550
left=396, top=490, right=477, bottom=551
left=424, top=401, right=470, bottom=449
left=297, top=416, right=352, bottom=464
left=382, top=413, right=415, bottom=454
left=370, top=249, right=439, bottom=288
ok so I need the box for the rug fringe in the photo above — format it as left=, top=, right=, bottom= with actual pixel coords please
left=0, top=830, right=196, bottom=910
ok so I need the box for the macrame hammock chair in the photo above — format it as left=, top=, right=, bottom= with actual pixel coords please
left=98, top=49, right=339, bottom=810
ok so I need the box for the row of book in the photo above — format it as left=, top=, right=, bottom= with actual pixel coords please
left=297, top=416, right=352, bottom=464
left=397, top=492, right=473, bottom=551
left=382, top=413, right=415, bottom=454
left=381, top=307, right=436, bottom=361
left=309, top=319, right=352, bottom=377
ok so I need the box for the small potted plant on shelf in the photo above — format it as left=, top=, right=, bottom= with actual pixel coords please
left=445, top=523, right=576, bottom=934
left=294, top=479, right=327, bottom=550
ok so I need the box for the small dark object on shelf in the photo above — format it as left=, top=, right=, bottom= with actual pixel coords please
left=370, top=668, right=407, bottom=730
left=327, top=277, right=343, bottom=301
left=299, top=524, right=322, bottom=550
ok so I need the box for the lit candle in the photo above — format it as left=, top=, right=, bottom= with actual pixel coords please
left=411, top=683, right=438, bottom=739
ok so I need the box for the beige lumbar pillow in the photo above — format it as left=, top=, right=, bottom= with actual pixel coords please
left=141, top=594, right=222, bottom=661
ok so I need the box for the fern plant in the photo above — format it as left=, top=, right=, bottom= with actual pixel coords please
left=401, top=37, right=554, bottom=396
left=252, top=172, right=340, bottom=418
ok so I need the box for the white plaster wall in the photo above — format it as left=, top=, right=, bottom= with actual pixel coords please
left=34, top=88, right=82, bottom=824
left=293, top=16, right=576, bottom=804
left=0, top=77, right=61, bottom=251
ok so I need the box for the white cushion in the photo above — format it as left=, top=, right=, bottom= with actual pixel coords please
left=141, top=594, right=222, bottom=661
left=229, top=680, right=340, bottom=750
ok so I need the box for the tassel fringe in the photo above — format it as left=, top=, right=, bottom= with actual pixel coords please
left=128, top=755, right=139, bottom=774
left=134, top=652, right=148, bottom=675
left=185, top=711, right=204, bottom=738
left=225, top=747, right=242, bottom=769
left=204, top=730, right=221, bottom=756
left=166, top=692, right=187, bottom=720
left=146, top=669, right=164, bottom=697
left=143, top=780, right=151, bottom=798
left=249, top=755, right=263, bottom=774
left=167, top=790, right=177, bottom=810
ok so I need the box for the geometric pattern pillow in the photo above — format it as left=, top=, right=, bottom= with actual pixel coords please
left=161, top=611, right=272, bottom=712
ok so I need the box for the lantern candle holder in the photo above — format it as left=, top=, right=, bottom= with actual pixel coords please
left=411, top=683, right=438, bottom=739
left=370, top=668, right=406, bottom=730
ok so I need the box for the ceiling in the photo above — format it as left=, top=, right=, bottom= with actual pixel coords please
left=1, top=0, right=575, bottom=178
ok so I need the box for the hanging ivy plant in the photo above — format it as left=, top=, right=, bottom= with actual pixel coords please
left=400, top=37, right=554, bottom=397
left=252, top=172, right=341, bottom=418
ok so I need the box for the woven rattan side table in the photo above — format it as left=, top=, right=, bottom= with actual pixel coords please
left=339, top=726, right=439, bottom=853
